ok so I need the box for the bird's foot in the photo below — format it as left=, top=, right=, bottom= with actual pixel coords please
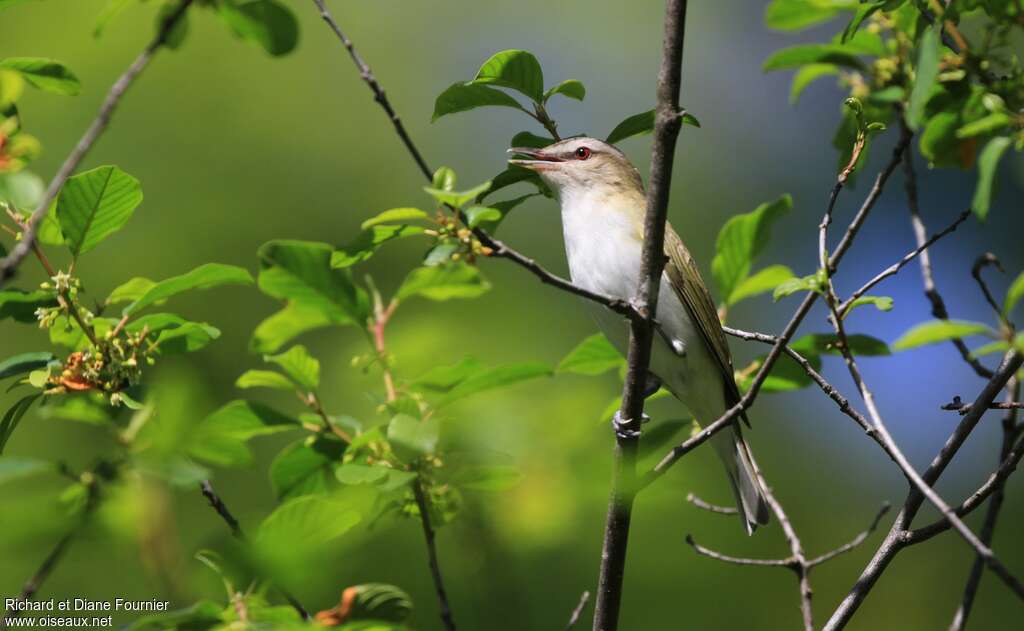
left=612, top=410, right=650, bottom=440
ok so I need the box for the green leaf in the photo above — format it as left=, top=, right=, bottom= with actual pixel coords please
left=123, top=263, right=252, bottom=316
left=1005, top=271, right=1024, bottom=317
left=738, top=353, right=820, bottom=393
left=791, top=333, right=890, bottom=356
left=0, top=170, right=45, bottom=211
left=218, top=0, right=299, bottom=57
left=893, top=320, right=992, bottom=351
left=510, top=131, right=554, bottom=149
left=106, top=277, right=156, bottom=305
left=264, top=345, right=319, bottom=390
left=94, top=0, right=136, bottom=37
left=728, top=264, right=795, bottom=306
left=397, top=263, right=490, bottom=301
left=433, top=166, right=457, bottom=191
left=840, top=2, right=883, bottom=42
left=270, top=435, right=346, bottom=500
left=543, top=79, right=585, bottom=102
left=474, top=194, right=536, bottom=233
left=436, top=361, right=551, bottom=408
left=0, top=457, right=53, bottom=484
left=843, top=295, right=894, bottom=316
left=250, top=302, right=338, bottom=354
left=257, top=495, right=360, bottom=549
left=607, top=110, right=654, bottom=144
left=332, top=224, right=424, bottom=269
left=388, top=414, right=439, bottom=462
left=411, top=357, right=483, bottom=391
left=452, top=464, right=522, bottom=492
left=919, top=111, right=962, bottom=168
left=712, top=194, right=792, bottom=304
left=790, top=63, right=838, bottom=104
left=971, top=340, right=1010, bottom=358
left=345, top=584, right=413, bottom=623
left=150, top=319, right=220, bottom=354
left=189, top=401, right=299, bottom=467
left=0, top=58, right=79, bottom=95
left=763, top=44, right=866, bottom=71
left=971, top=136, right=1011, bottom=220
left=956, top=112, right=1011, bottom=139
left=773, top=271, right=824, bottom=301
left=471, top=50, right=545, bottom=102
left=157, top=1, right=189, bottom=50
left=482, top=166, right=550, bottom=202
left=423, top=181, right=491, bottom=208
left=765, top=0, right=857, bottom=31
left=0, top=394, right=40, bottom=454
left=0, top=352, right=56, bottom=379
left=335, top=463, right=388, bottom=485
left=432, top=82, right=526, bottom=122
left=361, top=207, right=429, bottom=230
left=56, top=165, right=142, bottom=259
left=236, top=369, right=295, bottom=391
left=464, top=205, right=502, bottom=228
left=906, top=26, right=941, bottom=131
left=122, top=601, right=223, bottom=631
left=556, top=333, right=623, bottom=376
left=0, top=289, right=57, bottom=323
left=259, top=240, right=369, bottom=323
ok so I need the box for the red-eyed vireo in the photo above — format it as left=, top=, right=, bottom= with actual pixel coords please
left=510, top=137, right=770, bottom=534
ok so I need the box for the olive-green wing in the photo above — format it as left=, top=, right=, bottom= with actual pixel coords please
left=662, top=224, right=743, bottom=408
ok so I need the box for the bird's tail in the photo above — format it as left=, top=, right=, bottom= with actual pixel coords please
left=710, top=426, right=771, bottom=535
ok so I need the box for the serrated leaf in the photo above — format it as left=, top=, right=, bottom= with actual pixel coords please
left=259, top=240, right=369, bottom=323
left=0, top=394, right=40, bottom=454
left=264, top=345, right=319, bottom=390
left=971, top=136, right=1011, bottom=220
left=1005, top=271, right=1024, bottom=317
left=332, top=224, right=425, bottom=269
left=397, top=263, right=490, bottom=301
left=432, top=82, right=526, bottom=122
left=728, top=264, right=794, bottom=306
left=387, top=414, right=439, bottom=462
left=0, top=456, right=53, bottom=484
left=270, top=435, right=345, bottom=500
left=0, top=352, right=56, bottom=379
left=218, top=0, right=298, bottom=57
left=712, top=195, right=792, bottom=304
left=361, top=208, right=429, bottom=230
left=123, top=263, right=252, bottom=316
left=790, top=63, right=838, bottom=104
left=189, top=401, right=299, bottom=467
left=236, top=369, right=295, bottom=391
left=56, top=165, right=142, bottom=259
left=906, top=26, right=941, bottom=130
left=543, top=79, right=585, bottom=102
left=0, top=57, right=79, bottom=95
left=763, top=44, right=866, bottom=71
left=893, top=320, right=992, bottom=351
left=556, top=333, right=623, bottom=376
left=423, top=181, right=491, bottom=208
left=470, top=49, right=544, bottom=102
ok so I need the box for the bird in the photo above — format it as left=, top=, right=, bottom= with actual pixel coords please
left=509, top=136, right=770, bottom=534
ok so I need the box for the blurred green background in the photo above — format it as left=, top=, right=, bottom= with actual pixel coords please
left=3, top=1, right=1024, bottom=629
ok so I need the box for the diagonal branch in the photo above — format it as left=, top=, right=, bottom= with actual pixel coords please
left=0, top=0, right=195, bottom=286
left=593, top=3, right=689, bottom=629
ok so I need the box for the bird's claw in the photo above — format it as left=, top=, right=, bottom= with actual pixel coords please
left=612, top=410, right=649, bottom=439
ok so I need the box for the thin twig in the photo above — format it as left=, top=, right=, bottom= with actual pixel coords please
left=199, top=480, right=309, bottom=620
left=971, top=253, right=1007, bottom=324
left=950, top=378, right=1020, bottom=631
left=0, top=533, right=75, bottom=629
left=837, top=209, right=971, bottom=315
left=593, top=3, right=688, bottom=629
left=686, top=492, right=737, bottom=515
left=412, top=479, right=457, bottom=631
left=685, top=535, right=791, bottom=567
left=0, top=0, right=195, bottom=285
left=566, top=591, right=591, bottom=630
left=902, top=137, right=994, bottom=379
left=806, top=503, right=891, bottom=567
left=941, top=397, right=1023, bottom=415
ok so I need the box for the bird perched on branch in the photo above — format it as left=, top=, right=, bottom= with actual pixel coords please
left=509, top=137, right=770, bottom=534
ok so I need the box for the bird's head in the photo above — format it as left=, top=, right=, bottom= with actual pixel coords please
left=508, top=137, right=644, bottom=201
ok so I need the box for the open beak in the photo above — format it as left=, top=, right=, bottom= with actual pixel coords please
left=507, top=147, right=563, bottom=171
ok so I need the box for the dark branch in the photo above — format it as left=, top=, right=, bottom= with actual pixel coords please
left=412, top=478, right=457, bottom=631
left=941, top=397, right=1023, bottom=415
left=971, top=253, right=1007, bottom=322
left=0, top=0, right=195, bottom=286
left=0, top=533, right=75, bottom=629
left=806, top=503, right=891, bottom=567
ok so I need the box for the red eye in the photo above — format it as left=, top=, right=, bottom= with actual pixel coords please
left=575, top=146, right=591, bottom=160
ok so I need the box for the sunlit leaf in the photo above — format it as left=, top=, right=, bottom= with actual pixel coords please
left=250, top=302, right=340, bottom=354
left=893, top=320, right=992, bottom=351
left=361, top=208, right=429, bottom=230
left=435, top=362, right=551, bottom=407
left=763, top=44, right=866, bottom=71
left=773, top=270, right=824, bottom=301
left=791, top=333, right=890, bottom=356
left=56, top=165, right=142, bottom=259
left=432, top=82, right=526, bottom=122
left=387, top=414, right=439, bottom=462
left=236, top=369, right=294, bottom=391
left=1005, top=271, right=1024, bottom=317
left=728, top=264, right=794, bottom=306
left=423, top=181, right=491, bottom=208
left=0, top=57, right=79, bottom=95
left=956, top=112, right=1011, bottom=139
left=971, top=136, right=1011, bottom=220
left=470, top=49, right=545, bottom=102
left=123, top=263, right=253, bottom=316
left=217, top=0, right=299, bottom=57
left=712, top=194, right=792, bottom=304
left=397, top=263, right=490, bottom=301
left=189, top=400, right=299, bottom=467
left=270, top=435, right=345, bottom=500
left=971, top=340, right=1010, bottom=358
left=464, top=205, right=501, bottom=228
left=906, top=26, right=940, bottom=130
left=843, top=295, right=894, bottom=316
left=543, top=79, right=585, bottom=102
left=790, top=63, right=838, bottom=104
left=259, top=240, right=369, bottom=323
left=106, top=277, right=156, bottom=305
left=765, top=0, right=857, bottom=31
left=264, top=344, right=319, bottom=390
left=256, top=495, right=361, bottom=549
left=332, top=224, right=424, bottom=269
left=556, top=333, right=623, bottom=376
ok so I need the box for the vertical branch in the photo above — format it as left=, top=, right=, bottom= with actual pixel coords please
left=412, top=480, right=457, bottom=631
left=0, top=0, right=195, bottom=286
left=592, top=2, right=688, bottom=629
left=949, top=377, right=1020, bottom=631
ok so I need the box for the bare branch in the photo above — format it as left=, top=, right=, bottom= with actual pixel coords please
left=565, top=591, right=591, bottom=630
left=686, top=492, right=737, bottom=515
left=806, top=503, right=891, bottom=567
left=593, top=3, right=689, bottom=628
left=412, top=478, right=457, bottom=631
left=971, top=253, right=1007, bottom=323
left=941, top=397, right=1023, bottom=415
left=685, top=535, right=792, bottom=567
left=837, top=209, right=971, bottom=315
left=0, top=0, right=195, bottom=286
